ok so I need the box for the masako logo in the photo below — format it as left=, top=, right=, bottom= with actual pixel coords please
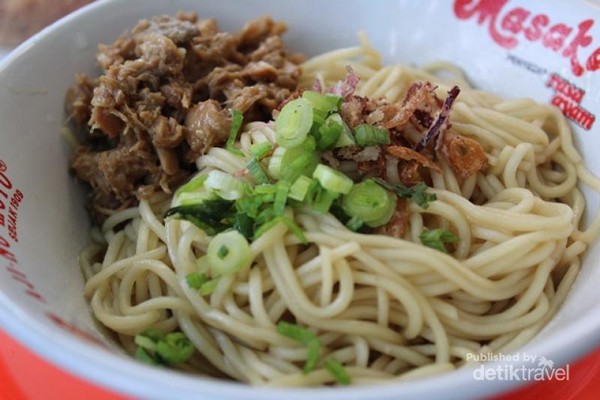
left=453, top=0, right=600, bottom=77
left=454, top=0, right=598, bottom=130
left=467, top=352, right=570, bottom=382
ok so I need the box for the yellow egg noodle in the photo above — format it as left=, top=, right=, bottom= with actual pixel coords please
left=80, top=35, right=600, bottom=386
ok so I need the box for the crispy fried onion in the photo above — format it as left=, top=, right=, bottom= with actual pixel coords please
left=369, top=82, right=437, bottom=129
left=414, top=85, right=460, bottom=152
left=386, top=145, right=442, bottom=173
left=438, top=133, right=489, bottom=179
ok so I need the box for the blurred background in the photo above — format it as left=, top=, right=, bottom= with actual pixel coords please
left=0, top=0, right=92, bottom=58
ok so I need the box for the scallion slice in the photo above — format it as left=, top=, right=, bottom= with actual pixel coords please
left=226, top=109, right=244, bottom=156
left=280, top=144, right=320, bottom=183
left=177, top=191, right=215, bottom=206
left=353, top=124, right=391, bottom=146
left=247, top=157, right=270, bottom=185
left=276, top=98, right=313, bottom=148
left=313, top=164, right=354, bottom=195
left=345, top=216, right=364, bottom=232
left=267, top=147, right=286, bottom=180
left=302, top=90, right=342, bottom=114
left=165, top=198, right=235, bottom=236
left=276, top=321, right=318, bottom=344
left=273, top=180, right=291, bottom=215
left=280, top=216, right=308, bottom=244
left=311, top=186, right=340, bottom=214
left=252, top=215, right=307, bottom=244
left=206, top=230, right=252, bottom=275
left=373, top=178, right=436, bottom=209
left=315, top=113, right=343, bottom=150
left=341, top=179, right=397, bottom=228
left=250, top=142, right=273, bottom=160
left=334, top=117, right=356, bottom=147
left=289, top=176, right=316, bottom=202
left=304, top=339, right=321, bottom=374
left=277, top=321, right=321, bottom=375
left=205, top=170, right=246, bottom=200
left=155, top=332, right=195, bottom=365
left=186, top=272, right=208, bottom=289
left=419, top=228, right=458, bottom=253
left=175, top=174, right=208, bottom=195
left=200, top=277, right=220, bottom=295
left=134, top=330, right=194, bottom=366
left=323, top=357, right=351, bottom=385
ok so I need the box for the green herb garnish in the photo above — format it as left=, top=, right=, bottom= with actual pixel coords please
left=323, top=357, right=351, bottom=385
left=419, top=228, right=459, bottom=253
left=277, top=321, right=320, bottom=374
left=134, top=329, right=194, bottom=366
left=226, top=109, right=244, bottom=156
left=373, top=178, right=436, bottom=209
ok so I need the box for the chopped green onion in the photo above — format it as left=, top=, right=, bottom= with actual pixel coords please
left=277, top=321, right=321, bottom=375
left=276, top=98, right=313, bottom=148
left=252, top=216, right=307, bottom=244
left=175, top=174, right=208, bottom=195
left=254, top=184, right=278, bottom=195
left=226, top=109, right=244, bottom=156
left=155, top=332, right=195, bottom=365
left=277, top=321, right=318, bottom=344
left=313, top=164, right=354, bottom=195
left=353, top=124, right=391, bottom=146
left=250, top=142, right=273, bottom=160
left=247, top=157, right=270, bottom=184
left=206, top=230, right=252, bottom=275
left=311, top=108, right=328, bottom=127
left=165, top=198, right=235, bottom=236
left=323, top=357, right=351, bottom=385
left=303, top=90, right=341, bottom=127
left=267, top=147, right=286, bottom=180
left=134, top=335, right=157, bottom=352
left=137, top=328, right=165, bottom=342
left=311, top=186, right=340, bottom=214
left=233, top=212, right=255, bottom=239
left=315, top=113, right=343, bottom=150
left=302, top=135, right=317, bottom=152
left=255, top=206, right=279, bottom=226
left=134, top=330, right=194, bottom=366
left=345, top=216, right=364, bottom=232
left=289, top=176, right=316, bottom=202
left=334, top=118, right=356, bottom=147
left=342, top=179, right=396, bottom=228
left=135, top=347, right=158, bottom=365
left=280, top=144, right=320, bottom=183
left=302, top=91, right=342, bottom=114
left=200, top=277, right=220, bottom=295
left=373, top=178, right=436, bottom=209
left=177, top=191, right=215, bottom=206
left=236, top=194, right=270, bottom=219
left=419, top=228, right=458, bottom=253
left=205, top=170, right=246, bottom=200
left=273, top=181, right=290, bottom=215
left=304, top=339, right=321, bottom=374
left=186, top=272, right=209, bottom=289
left=252, top=217, right=280, bottom=240
left=410, top=183, right=438, bottom=209
left=217, top=245, right=229, bottom=259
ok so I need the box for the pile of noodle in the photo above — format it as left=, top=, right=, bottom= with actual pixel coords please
left=80, top=34, right=600, bottom=386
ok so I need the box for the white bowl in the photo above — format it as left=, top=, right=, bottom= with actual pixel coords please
left=1, top=0, right=600, bottom=398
